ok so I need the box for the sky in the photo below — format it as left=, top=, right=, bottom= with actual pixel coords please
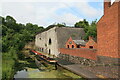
left=0, top=0, right=116, bottom=27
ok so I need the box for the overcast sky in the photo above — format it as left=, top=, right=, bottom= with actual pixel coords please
left=1, top=0, right=116, bottom=27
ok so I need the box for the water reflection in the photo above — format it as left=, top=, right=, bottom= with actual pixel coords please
left=14, top=57, right=81, bottom=79
left=14, top=66, right=81, bottom=78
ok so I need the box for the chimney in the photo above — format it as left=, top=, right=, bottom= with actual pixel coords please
left=89, top=36, right=92, bottom=40
left=104, top=0, right=111, bottom=14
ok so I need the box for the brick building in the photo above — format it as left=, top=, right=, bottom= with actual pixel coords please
left=65, top=37, right=86, bottom=48
left=60, top=36, right=97, bottom=61
left=59, top=0, right=120, bottom=64
left=85, top=36, right=97, bottom=49
left=65, top=36, right=97, bottom=49
left=97, top=0, right=120, bottom=63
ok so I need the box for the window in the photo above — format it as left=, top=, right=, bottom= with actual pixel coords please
left=72, top=45, right=74, bottom=48
left=42, top=48, right=44, bottom=52
left=49, top=49, right=51, bottom=55
left=49, top=38, right=52, bottom=45
left=67, top=45, right=69, bottom=48
left=89, top=46, right=93, bottom=49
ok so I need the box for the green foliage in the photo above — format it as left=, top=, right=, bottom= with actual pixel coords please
left=1, top=15, right=44, bottom=79
left=74, top=19, right=97, bottom=40
left=74, top=19, right=89, bottom=32
left=84, top=20, right=97, bottom=40
left=2, top=50, right=17, bottom=80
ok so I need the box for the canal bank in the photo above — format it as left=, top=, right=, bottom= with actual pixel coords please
left=14, top=50, right=83, bottom=79
left=57, top=58, right=99, bottom=79
left=57, top=58, right=119, bottom=79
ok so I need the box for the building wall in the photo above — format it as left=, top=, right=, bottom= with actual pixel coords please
left=118, top=1, right=120, bottom=58
left=35, top=27, right=59, bottom=56
left=85, top=37, right=97, bottom=49
left=59, top=48, right=97, bottom=60
left=65, top=37, right=77, bottom=48
left=35, top=27, right=85, bottom=56
left=97, top=1, right=120, bottom=58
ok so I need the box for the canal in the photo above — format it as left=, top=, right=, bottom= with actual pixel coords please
left=14, top=51, right=83, bottom=79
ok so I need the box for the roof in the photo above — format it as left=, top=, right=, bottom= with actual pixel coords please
left=56, top=27, right=85, bottom=48
left=73, top=40, right=86, bottom=45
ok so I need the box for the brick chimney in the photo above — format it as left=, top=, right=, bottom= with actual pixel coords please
left=89, top=36, right=92, bottom=40
left=104, top=0, right=111, bottom=14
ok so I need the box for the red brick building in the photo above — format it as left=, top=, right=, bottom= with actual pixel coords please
left=59, top=0, right=120, bottom=64
left=65, top=37, right=86, bottom=48
left=60, top=36, right=97, bottom=60
left=65, top=36, right=97, bottom=49
left=85, top=36, right=97, bottom=49
left=97, top=0, right=120, bottom=58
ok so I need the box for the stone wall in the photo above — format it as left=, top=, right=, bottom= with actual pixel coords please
left=97, top=56, right=120, bottom=65
left=58, top=54, right=97, bottom=66
left=35, top=27, right=85, bottom=56
left=35, top=27, right=59, bottom=56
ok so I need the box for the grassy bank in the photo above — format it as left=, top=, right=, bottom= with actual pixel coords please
left=2, top=49, right=17, bottom=80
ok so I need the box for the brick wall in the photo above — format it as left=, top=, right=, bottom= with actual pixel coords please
left=97, top=1, right=120, bottom=58
left=59, top=48, right=97, bottom=60
left=118, top=1, right=120, bottom=58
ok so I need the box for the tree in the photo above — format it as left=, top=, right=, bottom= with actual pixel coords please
left=74, top=19, right=89, bottom=33
left=84, top=20, right=97, bottom=40
left=2, top=15, right=44, bottom=79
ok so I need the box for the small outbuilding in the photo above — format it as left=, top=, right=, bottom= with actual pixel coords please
left=65, top=36, right=97, bottom=49
left=65, top=37, right=86, bottom=48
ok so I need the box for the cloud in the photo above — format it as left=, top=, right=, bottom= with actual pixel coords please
left=1, top=0, right=104, bottom=2
left=73, top=2, right=103, bottom=18
left=1, top=1, right=103, bottom=27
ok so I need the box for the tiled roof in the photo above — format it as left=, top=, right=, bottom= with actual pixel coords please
left=73, top=40, right=86, bottom=45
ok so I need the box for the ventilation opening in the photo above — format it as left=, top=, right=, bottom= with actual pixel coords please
left=39, top=38, right=41, bottom=40
left=49, top=38, right=52, bottom=45
left=89, top=46, right=93, bottom=49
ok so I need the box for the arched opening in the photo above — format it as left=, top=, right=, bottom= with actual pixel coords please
left=67, top=45, right=69, bottom=48
left=49, top=49, right=51, bottom=55
left=72, top=45, right=74, bottom=48
left=42, top=48, right=44, bottom=52
left=49, top=38, right=52, bottom=45
left=77, top=45, right=80, bottom=48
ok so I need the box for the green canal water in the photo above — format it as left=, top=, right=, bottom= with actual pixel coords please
left=14, top=57, right=82, bottom=79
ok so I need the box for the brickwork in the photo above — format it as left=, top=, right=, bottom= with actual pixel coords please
left=97, top=1, right=120, bottom=58
left=59, top=48, right=97, bottom=60
left=65, top=37, right=77, bottom=48
left=85, top=36, right=97, bottom=49
left=119, top=1, right=120, bottom=58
